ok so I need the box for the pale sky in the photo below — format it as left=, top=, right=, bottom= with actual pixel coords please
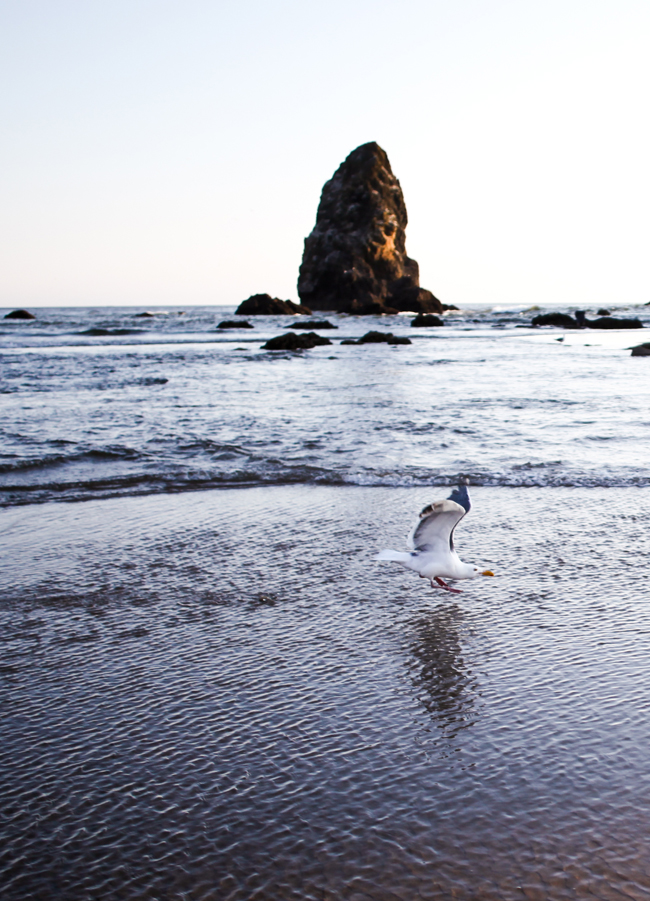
left=1, top=0, right=649, bottom=309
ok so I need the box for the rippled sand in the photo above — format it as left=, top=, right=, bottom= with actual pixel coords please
left=2, top=485, right=650, bottom=899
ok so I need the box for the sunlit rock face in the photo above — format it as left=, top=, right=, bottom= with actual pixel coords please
left=298, top=142, right=443, bottom=314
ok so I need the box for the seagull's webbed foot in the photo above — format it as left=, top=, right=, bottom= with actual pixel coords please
left=432, top=576, right=462, bottom=594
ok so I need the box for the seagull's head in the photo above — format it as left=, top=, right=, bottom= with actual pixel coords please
left=458, top=563, right=495, bottom=579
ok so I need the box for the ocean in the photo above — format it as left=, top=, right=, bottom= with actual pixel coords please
left=2, top=302, right=650, bottom=899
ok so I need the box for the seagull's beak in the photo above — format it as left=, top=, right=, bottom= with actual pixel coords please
left=481, top=570, right=495, bottom=577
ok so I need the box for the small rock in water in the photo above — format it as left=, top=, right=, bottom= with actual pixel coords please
left=358, top=331, right=395, bottom=343
left=597, top=308, right=611, bottom=316
left=531, top=312, right=579, bottom=328
left=4, top=309, right=35, bottom=320
left=341, top=330, right=412, bottom=345
left=631, top=342, right=650, bottom=356
left=262, top=331, right=332, bottom=351
left=286, top=319, right=338, bottom=330
left=411, top=314, right=444, bottom=327
left=236, top=294, right=311, bottom=316
left=574, top=310, right=643, bottom=329
left=217, top=320, right=254, bottom=329
left=588, top=316, right=643, bottom=330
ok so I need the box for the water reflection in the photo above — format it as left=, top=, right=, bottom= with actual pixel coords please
left=406, top=604, right=479, bottom=738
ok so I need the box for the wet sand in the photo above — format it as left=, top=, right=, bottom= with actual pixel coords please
left=2, top=485, right=650, bottom=900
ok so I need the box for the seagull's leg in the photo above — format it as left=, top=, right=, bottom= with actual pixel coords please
left=433, top=576, right=462, bottom=594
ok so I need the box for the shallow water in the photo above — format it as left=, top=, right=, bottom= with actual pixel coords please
left=2, top=485, right=650, bottom=900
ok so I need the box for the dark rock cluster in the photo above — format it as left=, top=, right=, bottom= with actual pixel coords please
left=297, top=142, right=443, bottom=315
left=262, top=332, right=332, bottom=351
left=631, top=343, right=650, bottom=357
left=532, top=311, right=643, bottom=329
left=236, top=294, right=311, bottom=316
left=340, top=330, right=411, bottom=346
left=217, top=320, right=254, bottom=329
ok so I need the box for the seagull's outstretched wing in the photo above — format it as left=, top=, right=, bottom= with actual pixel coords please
left=407, top=499, right=467, bottom=554
left=447, top=484, right=471, bottom=514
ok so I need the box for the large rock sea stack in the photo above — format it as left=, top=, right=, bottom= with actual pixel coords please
left=298, top=142, right=443, bottom=315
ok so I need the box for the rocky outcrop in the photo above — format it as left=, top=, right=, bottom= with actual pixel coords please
left=217, top=320, right=254, bottom=329
left=631, top=343, right=650, bottom=356
left=532, top=310, right=644, bottom=329
left=286, top=319, right=337, bottom=329
left=340, top=330, right=412, bottom=346
left=580, top=315, right=643, bottom=329
left=236, top=294, right=311, bottom=316
left=262, top=332, right=331, bottom=350
left=297, top=142, right=443, bottom=315
left=532, top=312, right=579, bottom=328
left=411, top=314, right=443, bottom=327
left=4, top=309, right=35, bottom=320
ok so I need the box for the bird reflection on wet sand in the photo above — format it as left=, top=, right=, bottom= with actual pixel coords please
left=406, top=604, right=479, bottom=740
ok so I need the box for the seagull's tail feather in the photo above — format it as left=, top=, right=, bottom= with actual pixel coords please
left=375, top=549, right=413, bottom=564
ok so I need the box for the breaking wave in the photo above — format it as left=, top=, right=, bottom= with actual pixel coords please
left=2, top=458, right=649, bottom=507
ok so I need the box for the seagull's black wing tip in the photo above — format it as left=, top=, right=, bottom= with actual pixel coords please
left=447, top=483, right=471, bottom=513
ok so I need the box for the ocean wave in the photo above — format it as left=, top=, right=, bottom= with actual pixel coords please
left=0, top=445, right=143, bottom=474
left=3, top=303, right=650, bottom=509
left=75, top=328, right=146, bottom=336
left=2, top=463, right=649, bottom=506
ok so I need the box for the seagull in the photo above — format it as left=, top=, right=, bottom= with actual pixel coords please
left=375, top=485, right=494, bottom=593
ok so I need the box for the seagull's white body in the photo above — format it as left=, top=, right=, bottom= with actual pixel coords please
left=376, top=486, right=493, bottom=592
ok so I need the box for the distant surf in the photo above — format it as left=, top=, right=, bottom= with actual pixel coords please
left=1, top=303, right=649, bottom=506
